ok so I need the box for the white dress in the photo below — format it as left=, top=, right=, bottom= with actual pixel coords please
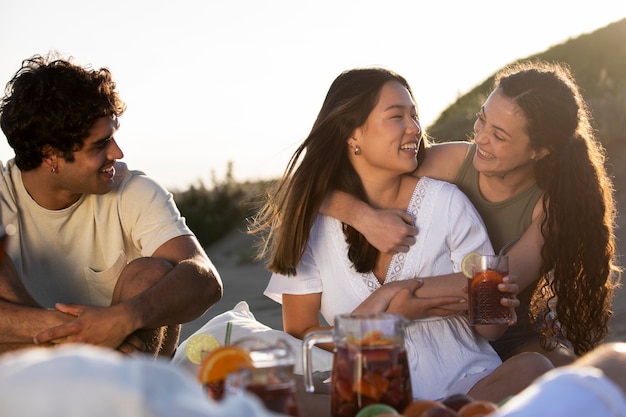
left=265, top=177, right=502, bottom=400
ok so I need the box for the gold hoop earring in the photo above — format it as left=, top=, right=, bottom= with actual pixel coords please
left=354, top=145, right=361, bottom=156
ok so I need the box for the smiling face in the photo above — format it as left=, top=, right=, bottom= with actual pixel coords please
left=54, top=116, right=124, bottom=197
left=349, top=81, right=422, bottom=178
left=472, top=88, right=547, bottom=181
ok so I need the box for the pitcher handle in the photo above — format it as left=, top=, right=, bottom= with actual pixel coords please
left=302, top=330, right=333, bottom=393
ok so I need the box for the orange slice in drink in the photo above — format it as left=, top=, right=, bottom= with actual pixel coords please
left=358, top=330, right=385, bottom=346
left=198, top=345, right=254, bottom=384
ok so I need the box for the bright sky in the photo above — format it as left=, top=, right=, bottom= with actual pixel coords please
left=1, top=1, right=625, bottom=190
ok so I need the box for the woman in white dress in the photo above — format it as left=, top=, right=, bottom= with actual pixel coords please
left=250, top=68, right=553, bottom=402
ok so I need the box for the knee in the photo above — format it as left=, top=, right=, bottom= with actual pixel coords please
left=113, top=257, right=174, bottom=302
left=512, top=351, right=555, bottom=377
left=579, top=343, right=626, bottom=397
left=577, top=342, right=626, bottom=371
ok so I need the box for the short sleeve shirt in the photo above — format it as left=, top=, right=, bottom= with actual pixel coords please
left=0, top=159, right=192, bottom=307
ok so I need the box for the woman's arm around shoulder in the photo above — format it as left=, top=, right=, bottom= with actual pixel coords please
left=415, top=141, right=472, bottom=182
left=505, top=198, right=544, bottom=293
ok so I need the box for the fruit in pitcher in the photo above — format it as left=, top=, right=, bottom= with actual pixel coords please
left=331, top=345, right=412, bottom=417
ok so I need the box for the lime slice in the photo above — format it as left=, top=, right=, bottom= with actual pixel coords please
left=355, top=403, right=399, bottom=416
left=461, top=251, right=481, bottom=278
left=185, top=333, right=221, bottom=365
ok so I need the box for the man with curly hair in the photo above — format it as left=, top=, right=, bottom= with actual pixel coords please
left=0, top=53, right=223, bottom=358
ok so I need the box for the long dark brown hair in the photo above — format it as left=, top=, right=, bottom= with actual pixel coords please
left=496, top=60, right=620, bottom=355
left=249, top=67, right=422, bottom=275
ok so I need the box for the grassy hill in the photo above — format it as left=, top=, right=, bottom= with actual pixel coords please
left=428, top=19, right=626, bottom=246
left=427, top=18, right=626, bottom=207
left=428, top=18, right=626, bottom=144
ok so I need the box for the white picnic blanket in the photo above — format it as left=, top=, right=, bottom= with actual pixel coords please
left=0, top=344, right=281, bottom=417
left=172, top=300, right=333, bottom=376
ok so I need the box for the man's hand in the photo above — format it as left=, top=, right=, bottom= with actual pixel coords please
left=357, top=208, right=418, bottom=254
left=33, top=303, right=134, bottom=349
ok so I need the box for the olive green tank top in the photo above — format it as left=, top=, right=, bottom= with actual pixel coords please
left=454, top=143, right=543, bottom=253
left=455, top=144, right=544, bottom=359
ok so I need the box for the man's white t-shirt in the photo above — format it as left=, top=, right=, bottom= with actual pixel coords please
left=0, top=159, right=191, bottom=307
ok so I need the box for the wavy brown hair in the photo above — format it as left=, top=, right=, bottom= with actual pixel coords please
left=495, top=60, right=620, bottom=355
left=249, top=67, right=421, bottom=275
left=0, top=52, right=126, bottom=171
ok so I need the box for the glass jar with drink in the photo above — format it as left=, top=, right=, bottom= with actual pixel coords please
left=467, top=254, right=512, bottom=325
left=302, top=313, right=412, bottom=417
left=226, top=337, right=301, bottom=417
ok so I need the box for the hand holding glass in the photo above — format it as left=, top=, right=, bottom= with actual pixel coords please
left=468, top=255, right=512, bottom=325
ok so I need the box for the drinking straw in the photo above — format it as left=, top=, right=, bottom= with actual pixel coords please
left=224, top=321, right=233, bottom=345
left=495, top=235, right=521, bottom=270
left=499, top=236, right=521, bottom=255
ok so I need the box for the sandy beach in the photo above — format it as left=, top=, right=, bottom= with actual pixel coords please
left=181, top=224, right=626, bottom=344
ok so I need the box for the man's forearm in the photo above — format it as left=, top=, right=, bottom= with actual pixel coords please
left=0, top=300, right=69, bottom=344
left=127, top=259, right=222, bottom=331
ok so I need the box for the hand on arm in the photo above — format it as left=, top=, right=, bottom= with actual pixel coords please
left=0, top=300, right=75, bottom=345
left=35, top=235, right=222, bottom=351
left=33, top=303, right=135, bottom=349
left=0, top=254, right=76, bottom=347
left=320, top=190, right=417, bottom=254
left=354, top=278, right=466, bottom=320
left=409, top=272, right=469, bottom=313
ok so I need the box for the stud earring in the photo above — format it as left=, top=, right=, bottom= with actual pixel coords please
left=354, top=145, right=361, bottom=156
left=50, top=167, right=56, bottom=173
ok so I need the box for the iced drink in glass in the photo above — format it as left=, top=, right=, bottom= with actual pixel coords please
left=468, top=255, right=512, bottom=324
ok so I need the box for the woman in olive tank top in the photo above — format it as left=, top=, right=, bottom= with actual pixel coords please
left=322, top=60, right=618, bottom=367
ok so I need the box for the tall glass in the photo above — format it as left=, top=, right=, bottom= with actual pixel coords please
left=226, top=337, right=300, bottom=416
left=468, top=254, right=512, bottom=324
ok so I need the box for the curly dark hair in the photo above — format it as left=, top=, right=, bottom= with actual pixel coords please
left=0, top=52, right=127, bottom=171
left=495, top=60, right=620, bottom=355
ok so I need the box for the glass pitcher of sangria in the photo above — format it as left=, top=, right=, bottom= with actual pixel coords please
left=302, top=313, right=412, bottom=417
